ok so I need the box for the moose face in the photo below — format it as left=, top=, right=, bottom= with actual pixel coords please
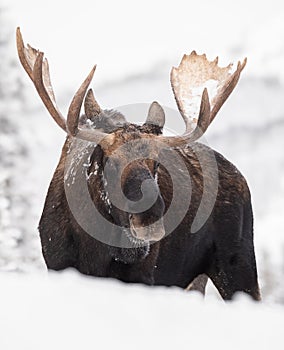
left=122, top=158, right=165, bottom=242
left=97, top=129, right=166, bottom=245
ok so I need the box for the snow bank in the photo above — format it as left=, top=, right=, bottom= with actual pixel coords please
left=0, top=270, right=283, bottom=350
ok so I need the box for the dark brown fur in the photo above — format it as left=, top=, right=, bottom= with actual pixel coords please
left=39, top=121, right=260, bottom=300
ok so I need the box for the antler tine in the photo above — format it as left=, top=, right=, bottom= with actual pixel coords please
left=210, top=58, right=247, bottom=123
left=159, top=88, right=211, bottom=147
left=66, top=66, right=110, bottom=144
left=188, top=88, right=211, bottom=142
left=16, top=28, right=33, bottom=80
left=16, top=27, right=67, bottom=132
left=33, top=52, right=67, bottom=131
left=67, top=65, right=96, bottom=136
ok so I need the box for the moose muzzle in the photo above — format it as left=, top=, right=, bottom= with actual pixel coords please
left=129, top=214, right=165, bottom=242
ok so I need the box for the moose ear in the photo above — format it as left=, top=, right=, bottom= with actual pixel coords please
left=84, top=89, right=102, bottom=119
left=145, top=101, right=165, bottom=128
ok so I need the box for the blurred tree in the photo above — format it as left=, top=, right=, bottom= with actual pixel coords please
left=0, top=7, right=32, bottom=271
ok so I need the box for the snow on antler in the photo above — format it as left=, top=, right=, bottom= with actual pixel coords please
left=170, top=51, right=247, bottom=132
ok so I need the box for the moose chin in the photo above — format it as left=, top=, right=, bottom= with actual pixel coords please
left=16, top=27, right=261, bottom=301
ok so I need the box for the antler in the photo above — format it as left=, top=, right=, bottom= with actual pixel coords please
left=16, top=27, right=108, bottom=143
left=16, top=27, right=67, bottom=131
left=17, top=30, right=246, bottom=147
left=159, top=51, right=246, bottom=146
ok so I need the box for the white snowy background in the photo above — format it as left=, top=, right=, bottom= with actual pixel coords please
left=0, top=0, right=284, bottom=348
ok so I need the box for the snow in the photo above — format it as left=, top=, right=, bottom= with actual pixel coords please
left=0, top=270, right=283, bottom=350
left=1, top=0, right=284, bottom=345
left=181, top=79, right=220, bottom=119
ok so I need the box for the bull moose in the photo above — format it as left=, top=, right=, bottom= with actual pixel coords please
left=16, top=28, right=260, bottom=300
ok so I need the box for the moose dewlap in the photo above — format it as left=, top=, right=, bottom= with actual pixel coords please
left=16, top=27, right=260, bottom=301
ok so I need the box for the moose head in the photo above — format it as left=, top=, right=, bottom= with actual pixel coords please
left=16, top=27, right=246, bottom=257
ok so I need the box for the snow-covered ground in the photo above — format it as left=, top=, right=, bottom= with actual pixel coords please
left=1, top=1, right=284, bottom=347
left=0, top=270, right=283, bottom=350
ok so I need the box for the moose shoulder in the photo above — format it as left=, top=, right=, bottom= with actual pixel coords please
left=17, top=28, right=260, bottom=301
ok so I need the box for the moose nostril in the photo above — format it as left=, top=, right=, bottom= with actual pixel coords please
left=134, top=179, right=158, bottom=210
left=124, top=175, right=160, bottom=213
